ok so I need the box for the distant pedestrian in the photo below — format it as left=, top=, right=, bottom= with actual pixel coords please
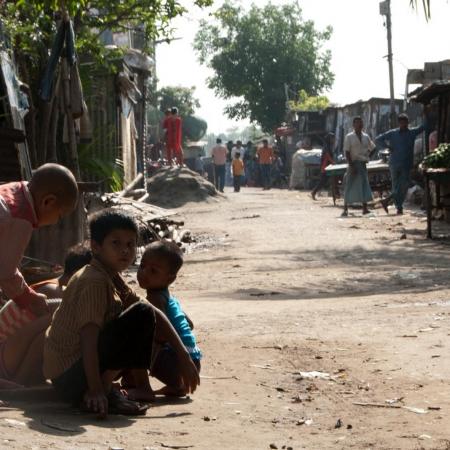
left=231, top=152, right=244, bottom=192
left=311, top=133, right=335, bottom=200
left=342, top=117, right=375, bottom=217
left=226, top=140, right=234, bottom=162
left=166, top=107, right=183, bottom=166
left=231, top=140, right=245, bottom=160
left=257, top=139, right=274, bottom=190
left=376, top=114, right=426, bottom=215
left=211, top=138, right=227, bottom=193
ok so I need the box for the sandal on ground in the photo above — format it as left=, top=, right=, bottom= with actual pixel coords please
left=108, top=389, right=149, bottom=416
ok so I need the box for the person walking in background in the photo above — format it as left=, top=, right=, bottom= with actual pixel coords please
left=167, top=107, right=183, bottom=166
left=231, top=152, right=244, bottom=192
left=311, top=133, right=335, bottom=200
left=376, top=114, right=426, bottom=215
left=231, top=140, right=245, bottom=160
left=211, top=138, right=227, bottom=193
left=226, top=140, right=234, bottom=162
left=257, top=139, right=274, bottom=190
left=342, top=117, right=375, bottom=217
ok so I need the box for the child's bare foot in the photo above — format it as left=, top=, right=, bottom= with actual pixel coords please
left=153, top=385, right=187, bottom=397
left=126, top=387, right=156, bottom=403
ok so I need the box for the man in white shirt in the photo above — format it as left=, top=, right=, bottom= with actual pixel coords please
left=342, top=116, right=375, bottom=217
left=211, top=138, right=227, bottom=193
left=231, top=140, right=245, bottom=160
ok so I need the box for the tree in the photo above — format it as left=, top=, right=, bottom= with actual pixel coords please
left=193, top=1, right=334, bottom=132
left=0, top=0, right=213, bottom=166
left=289, top=90, right=330, bottom=112
left=157, top=85, right=201, bottom=117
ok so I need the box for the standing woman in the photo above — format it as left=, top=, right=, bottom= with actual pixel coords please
left=311, top=133, right=335, bottom=200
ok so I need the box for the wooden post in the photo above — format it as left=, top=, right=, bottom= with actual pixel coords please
left=425, top=172, right=433, bottom=239
left=61, top=56, right=80, bottom=180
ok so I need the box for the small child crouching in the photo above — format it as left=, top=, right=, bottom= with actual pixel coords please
left=43, top=210, right=199, bottom=417
left=135, top=241, right=202, bottom=397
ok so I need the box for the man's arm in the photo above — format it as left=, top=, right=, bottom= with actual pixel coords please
left=375, top=130, right=392, bottom=149
left=0, top=217, right=48, bottom=314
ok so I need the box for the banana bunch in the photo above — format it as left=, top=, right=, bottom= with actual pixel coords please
left=423, top=143, right=450, bottom=168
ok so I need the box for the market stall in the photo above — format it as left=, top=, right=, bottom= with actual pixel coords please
left=410, top=81, right=450, bottom=238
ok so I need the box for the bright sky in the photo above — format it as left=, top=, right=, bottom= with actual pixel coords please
left=156, top=0, right=450, bottom=134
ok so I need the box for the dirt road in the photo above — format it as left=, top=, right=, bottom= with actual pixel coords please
left=2, top=189, right=450, bottom=450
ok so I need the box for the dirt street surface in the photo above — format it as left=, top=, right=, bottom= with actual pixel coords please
left=2, top=189, right=450, bottom=450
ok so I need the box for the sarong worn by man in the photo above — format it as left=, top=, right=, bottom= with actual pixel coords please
left=342, top=118, right=375, bottom=216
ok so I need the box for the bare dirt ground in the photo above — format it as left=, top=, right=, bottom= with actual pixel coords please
left=2, top=188, right=450, bottom=450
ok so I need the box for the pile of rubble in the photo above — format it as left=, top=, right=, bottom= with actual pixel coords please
left=146, top=166, right=219, bottom=208
left=86, top=176, right=195, bottom=252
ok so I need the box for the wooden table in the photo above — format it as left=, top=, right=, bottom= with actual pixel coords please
left=325, top=161, right=391, bottom=205
left=423, top=167, right=450, bottom=239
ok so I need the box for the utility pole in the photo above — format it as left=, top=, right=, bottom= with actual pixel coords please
left=380, top=0, right=396, bottom=128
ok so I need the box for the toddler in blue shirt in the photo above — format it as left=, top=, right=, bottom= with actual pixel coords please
left=137, top=240, right=202, bottom=397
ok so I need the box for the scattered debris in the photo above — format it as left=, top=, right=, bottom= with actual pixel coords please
left=335, top=419, right=343, bottom=429
left=353, top=402, right=428, bottom=414
left=4, top=418, right=26, bottom=427
left=296, top=371, right=333, bottom=381
left=403, top=406, right=428, bottom=415
left=269, top=444, right=278, bottom=449
left=158, top=444, right=195, bottom=449
left=250, top=364, right=274, bottom=370
left=200, top=375, right=238, bottom=380
left=427, top=406, right=441, bottom=411
left=296, top=418, right=313, bottom=426
left=385, top=397, right=404, bottom=404
left=400, top=233, right=407, bottom=240
left=231, top=214, right=261, bottom=220
left=202, top=416, right=217, bottom=422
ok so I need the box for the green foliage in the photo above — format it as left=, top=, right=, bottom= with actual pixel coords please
left=289, top=89, right=330, bottom=112
left=157, top=85, right=201, bottom=117
left=193, top=1, right=334, bottom=132
left=423, top=143, right=450, bottom=168
left=1, top=0, right=214, bottom=81
left=183, top=115, right=207, bottom=142
left=78, top=144, right=124, bottom=192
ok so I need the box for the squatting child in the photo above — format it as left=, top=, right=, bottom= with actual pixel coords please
left=43, top=210, right=199, bottom=417
left=0, top=243, right=94, bottom=388
left=32, top=242, right=92, bottom=298
left=0, top=164, right=78, bottom=387
left=135, top=240, right=202, bottom=397
left=0, top=163, right=78, bottom=316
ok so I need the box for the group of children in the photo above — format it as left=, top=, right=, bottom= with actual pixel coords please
left=0, top=164, right=202, bottom=416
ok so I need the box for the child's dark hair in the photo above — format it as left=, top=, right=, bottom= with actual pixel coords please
left=64, top=242, right=92, bottom=276
left=89, top=209, right=138, bottom=244
left=143, top=240, right=184, bottom=274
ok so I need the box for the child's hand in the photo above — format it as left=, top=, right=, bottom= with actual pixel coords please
left=83, top=389, right=108, bottom=417
left=28, top=293, right=49, bottom=317
left=178, top=354, right=200, bottom=394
